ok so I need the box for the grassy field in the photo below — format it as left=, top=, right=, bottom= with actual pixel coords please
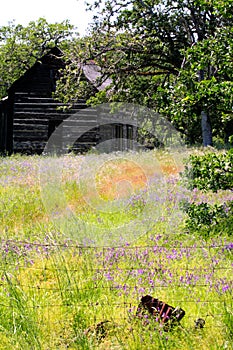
left=0, top=149, right=232, bottom=349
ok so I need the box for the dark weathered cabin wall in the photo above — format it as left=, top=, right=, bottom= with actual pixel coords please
left=0, top=47, right=139, bottom=155
left=1, top=47, right=102, bottom=154
left=0, top=99, right=7, bottom=154
left=8, top=48, right=64, bottom=154
left=0, top=96, right=14, bottom=155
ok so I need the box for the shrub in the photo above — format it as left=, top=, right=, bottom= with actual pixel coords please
left=182, top=149, right=233, bottom=192
left=181, top=201, right=233, bottom=236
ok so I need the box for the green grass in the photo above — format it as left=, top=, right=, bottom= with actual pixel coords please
left=0, top=150, right=232, bottom=349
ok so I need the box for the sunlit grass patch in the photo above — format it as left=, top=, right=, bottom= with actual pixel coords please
left=0, top=149, right=232, bottom=349
left=1, top=237, right=231, bottom=349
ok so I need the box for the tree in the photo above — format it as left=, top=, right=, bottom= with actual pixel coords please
left=0, top=18, right=76, bottom=99
left=158, top=1, right=233, bottom=145
left=57, top=0, right=233, bottom=146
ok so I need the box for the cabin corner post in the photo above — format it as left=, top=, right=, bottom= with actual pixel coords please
left=0, top=95, right=13, bottom=155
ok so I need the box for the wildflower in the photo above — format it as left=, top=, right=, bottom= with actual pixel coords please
left=222, top=285, right=230, bottom=293
left=224, top=243, right=233, bottom=251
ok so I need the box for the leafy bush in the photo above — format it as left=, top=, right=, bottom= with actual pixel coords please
left=183, top=202, right=233, bottom=236
left=182, top=149, right=233, bottom=192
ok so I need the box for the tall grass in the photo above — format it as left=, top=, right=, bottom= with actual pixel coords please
left=0, top=150, right=232, bottom=349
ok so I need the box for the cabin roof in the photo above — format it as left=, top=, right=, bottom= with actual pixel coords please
left=82, top=63, right=112, bottom=91
left=7, top=46, right=112, bottom=95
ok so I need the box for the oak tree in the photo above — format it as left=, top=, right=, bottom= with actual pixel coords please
left=57, top=0, right=233, bottom=145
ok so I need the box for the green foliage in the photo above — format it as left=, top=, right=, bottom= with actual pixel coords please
left=160, top=25, right=233, bottom=144
left=181, top=149, right=233, bottom=236
left=182, top=201, right=233, bottom=235
left=56, top=0, right=233, bottom=146
left=183, top=149, right=233, bottom=191
left=0, top=18, right=76, bottom=99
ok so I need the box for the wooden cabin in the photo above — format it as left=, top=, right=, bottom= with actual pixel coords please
left=0, top=47, right=138, bottom=155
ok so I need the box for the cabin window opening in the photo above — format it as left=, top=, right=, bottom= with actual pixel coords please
left=115, top=123, right=123, bottom=139
left=115, top=123, right=123, bottom=150
left=127, top=125, right=133, bottom=149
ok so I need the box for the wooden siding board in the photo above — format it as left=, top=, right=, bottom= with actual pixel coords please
left=14, top=124, right=48, bottom=131
left=14, top=119, right=49, bottom=125
left=14, top=134, right=48, bottom=141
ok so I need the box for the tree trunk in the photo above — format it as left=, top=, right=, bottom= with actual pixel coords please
left=201, top=110, right=213, bottom=146
left=198, top=69, right=213, bottom=146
